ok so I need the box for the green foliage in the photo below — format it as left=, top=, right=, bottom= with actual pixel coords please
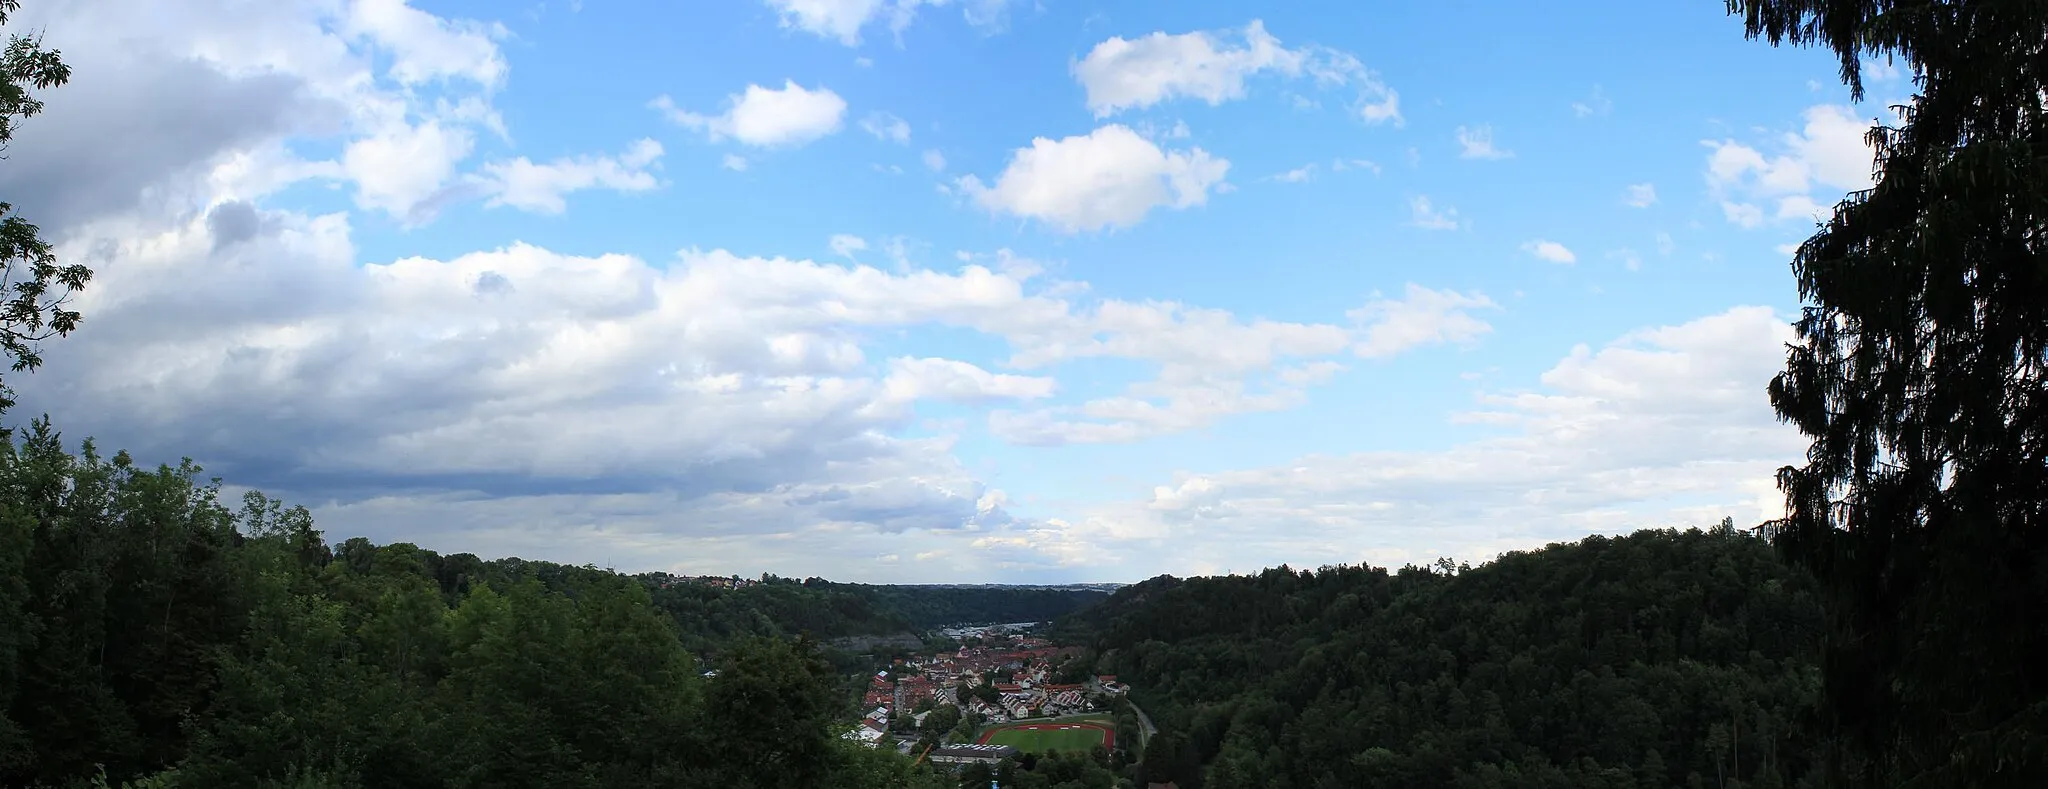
left=955, top=751, right=1128, bottom=789
left=0, top=417, right=962, bottom=788
left=1066, top=530, right=1826, bottom=788
left=636, top=574, right=1106, bottom=658
left=0, top=2, right=89, bottom=408
left=1730, top=1, right=2048, bottom=784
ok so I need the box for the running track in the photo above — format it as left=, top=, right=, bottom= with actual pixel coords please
left=976, top=721, right=1115, bottom=751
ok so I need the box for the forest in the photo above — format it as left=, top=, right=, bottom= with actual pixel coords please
left=1058, top=526, right=1827, bottom=788
left=631, top=572, right=1104, bottom=656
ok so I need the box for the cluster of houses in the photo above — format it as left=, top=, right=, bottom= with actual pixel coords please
left=842, top=630, right=1130, bottom=758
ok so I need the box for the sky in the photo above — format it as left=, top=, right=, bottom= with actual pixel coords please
left=0, top=0, right=1907, bottom=583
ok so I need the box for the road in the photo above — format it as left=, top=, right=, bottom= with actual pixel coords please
left=1128, top=699, right=1158, bottom=745
left=1090, top=678, right=1158, bottom=747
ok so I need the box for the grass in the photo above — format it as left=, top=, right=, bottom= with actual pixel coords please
left=976, top=717, right=1115, bottom=753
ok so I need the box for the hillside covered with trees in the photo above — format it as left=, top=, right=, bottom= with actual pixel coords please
left=639, top=576, right=1106, bottom=657
left=0, top=417, right=985, bottom=788
left=1061, top=526, right=1827, bottom=788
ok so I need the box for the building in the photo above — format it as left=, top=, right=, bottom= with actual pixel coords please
left=927, top=743, right=1019, bottom=766
left=841, top=718, right=887, bottom=748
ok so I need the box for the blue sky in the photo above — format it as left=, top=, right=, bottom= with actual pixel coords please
left=4, top=0, right=1902, bottom=582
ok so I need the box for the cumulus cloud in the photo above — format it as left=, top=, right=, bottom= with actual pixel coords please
left=1703, top=104, right=1876, bottom=229
left=1625, top=182, right=1657, bottom=208
left=761, top=0, right=1019, bottom=46
left=1073, top=19, right=1399, bottom=124
left=474, top=139, right=664, bottom=214
left=989, top=284, right=1499, bottom=446
left=955, top=124, right=1229, bottom=232
left=1028, top=306, right=1806, bottom=576
left=1521, top=239, right=1577, bottom=264
left=16, top=139, right=1477, bottom=583
left=1456, top=124, right=1512, bottom=160
left=651, top=80, right=847, bottom=147
left=345, top=0, right=509, bottom=88
left=0, top=0, right=514, bottom=228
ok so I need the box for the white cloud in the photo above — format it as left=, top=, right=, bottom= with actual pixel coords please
left=475, top=139, right=664, bottom=214
left=829, top=233, right=868, bottom=258
left=883, top=357, right=1056, bottom=403
left=1774, top=194, right=1827, bottom=223
left=1656, top=232, right=1677, bottom=255
left=0, top=0, right=518, bottom=231
left=761, top=0, right=1019, bottom=46
left=1073, top=19, right=1399, bottom=124
left=955, top=124, right=1229, bottom=233
left=1456, top=124, right=1512, bottom=160
left=1349, top=284, right=1498, bottom=359
left=342, top=119, right=476, bottom=220
left=921, top=149, right=947, bottom=171
left=860, top=111, right=912, bottom=143
left=1703, top=104, right=1875, bottom=229
left=652, top=80, right=847, bottom=147
left=345, top=0, right=510, bottom=89
left=1270, top=164, right=1315, bottom=183
left=1521, top=239, right=1577, bottom=264
left=1624, top=182, right=1657, bottom=208
left=723, top=153, right=750, bottom=171
left=1331, top=158, right=1380, bottom=175
left=763, top=0, right=889, bottom=45
left=1410, top=196, right=1461, bottom=230
left=990, top=284, right=1496, bottom=446
left=1034, top=306, right=1805, bottom=575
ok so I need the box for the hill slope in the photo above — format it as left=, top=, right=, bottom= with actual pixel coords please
left=1061, top=526, right=1826, bottom=789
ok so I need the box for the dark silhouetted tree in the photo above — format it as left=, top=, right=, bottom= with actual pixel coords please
left=1730, top=0, right=2048, bottom=784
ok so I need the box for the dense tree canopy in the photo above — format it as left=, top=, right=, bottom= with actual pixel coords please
left=1061, top=527, right=1828, bottom=788
left=638, top=575, right=1104, bottom=658
left=1732, top=0, right=2048, bottom=783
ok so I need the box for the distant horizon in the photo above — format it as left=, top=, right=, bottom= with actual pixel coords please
left=5, top=0, right=1870, bottom=584
left=291, top=520, right=1753, bottom=587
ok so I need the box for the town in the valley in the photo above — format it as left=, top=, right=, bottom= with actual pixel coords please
left=842, top=622, right=1137, bottom=768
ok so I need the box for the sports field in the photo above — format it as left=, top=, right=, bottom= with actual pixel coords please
left=976, top=719, right=1115, bottom=753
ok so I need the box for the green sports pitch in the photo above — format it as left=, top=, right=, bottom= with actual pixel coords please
left=975, top=718, right=1116, bottom=753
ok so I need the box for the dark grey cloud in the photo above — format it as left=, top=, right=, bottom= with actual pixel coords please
left=0, top=51, right=307, bottom=232
left=207, top=200, right=263, bottom=249
left=471, top=270, right=515, bottom=296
